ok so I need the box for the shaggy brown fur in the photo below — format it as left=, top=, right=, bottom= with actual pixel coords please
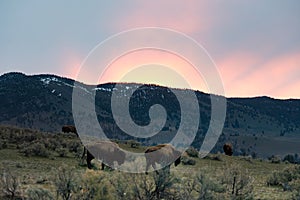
left=86, top=141, right=126, bottom=170
left=223, top=143, right=233, bottom=156
left=145, top=144, right=181, bottom=174
left=62, top=126, right=124, bottom=170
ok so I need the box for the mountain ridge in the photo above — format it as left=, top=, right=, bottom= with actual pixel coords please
left=2, top=71, right=298, bottom=100
left=0, top=72, right=299, bottom=157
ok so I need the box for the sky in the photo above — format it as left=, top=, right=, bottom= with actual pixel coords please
left=0, top=1, right=299, bottom=99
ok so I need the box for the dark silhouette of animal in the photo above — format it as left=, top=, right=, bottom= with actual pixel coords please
left=85, top=141, right=126, bottom=170
left=61, top=126, right=125, bottom=170
left=145, top=144, right=181, bottom=174
left=62, top=125, right=78, bottom=136
left=61, top=125, right=88, bottom=165
left=223, top=143, right=233, bottom=156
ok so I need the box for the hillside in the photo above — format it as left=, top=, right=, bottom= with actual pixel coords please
left=0, top=72, right=299, bottom=158
left=0, top=126, right=300, bottom=199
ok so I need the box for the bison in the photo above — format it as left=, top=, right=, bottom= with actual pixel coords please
left=62, top=125, right=78, bottom=136
left=85, top=141, right=126, bottom=170
left=145, top=144, right=181, bottom=174
left=223, top=143, right=233, bottom=156
left=61, top=126, right=125, bottom=170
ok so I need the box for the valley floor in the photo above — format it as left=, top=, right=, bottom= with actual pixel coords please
left=0, top=126, right=299, bottom=199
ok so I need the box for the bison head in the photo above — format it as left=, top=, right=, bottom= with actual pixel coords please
left=223, top=143, right=233, bottom=156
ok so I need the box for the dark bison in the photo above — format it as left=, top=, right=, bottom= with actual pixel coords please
left=223, top=143, right=233, bottom=156
left=61, top=126, right=125, bottom=170
left=62, top=125, right=78, bottom=136
left=145, top=144, right=181, bottom=174
left=85, top=141, right=126, bottom=170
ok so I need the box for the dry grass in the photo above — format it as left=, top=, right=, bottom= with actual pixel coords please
left=0, top=125, right=299, bottom=199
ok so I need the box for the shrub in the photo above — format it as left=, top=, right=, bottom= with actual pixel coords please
left=283, top=154, right=295, bottom=164
left=27, top=187, right=54, bottom=200
left=131, top=168, right=177, bottom=200
left=46, top=138, right=61, bottom=151
left=267, top=171, right=282, bottom=186
left=0, top=140, right=8, bottom=149
left=36, top=176, right=48, bottom=184
left=204, top=154, right=223, bottom=161
left=68, top=141, right=82, bottom=153
left=241, top=156, right=253, bottom=163
left=174, top=176, right=198, bottom=200
left=291, top=179, right=300, bottom=198
left=186, top=147, right=199, bottom=158
left=269, top=155, right=281, bottom=164
left=1, top=170, right=21, bottom=199
left=267, top=165, right=300, bottom=189
left=220, top=164, right=254, bottom=199
left=57, top=148, right=68, bottom=157
left=174, top=171, right=224, bottom=200
left=131, top=173, right=155, bottom=200
left=195, top=173, right=225, bottom=199
left=20, top=141, right=50, bottom=157
left=109, top=173, right=131, bottom=200
left=181, top=156, right=196, bottom=165
left=73, top=171, right=112, bottom=200
left=54, top=166, right=78, bottom=200
left=152, top=169, right=177, bottom=199
left=126, top=140, right=141, bottom=149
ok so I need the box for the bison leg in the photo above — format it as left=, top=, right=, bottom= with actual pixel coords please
left=174, top=156, right=181, bottom=167
left=87, top=159, right=93, bottom=169
left=145, top=161, right=152, bottom=174
left=101, top=160, right=114, bottom=171
left=164, top=165, right=171, bottom=175
left=145, top=161, right=157, bottom=174
left=86, top=150, right=94, bottom=169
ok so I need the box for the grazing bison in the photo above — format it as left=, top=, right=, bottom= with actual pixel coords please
left=61, top=125, right=88, bottom=166
left=62, top=125, right=78, bottom=136
left=85, top=141, right=126, bottom=170
left=145, top=144, right=181, bottom=174
left=61, top=126, right=125, bottom=170
left=223, top=143, right=233, bottom=156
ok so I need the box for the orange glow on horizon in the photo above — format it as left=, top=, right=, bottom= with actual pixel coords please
left=217, top=52, right=300, bottom=99
left=98, top=49, right=209, bottom=92
left=61, top=49, right=300, bottom=99
left=61, top=51, right=82, bottom=80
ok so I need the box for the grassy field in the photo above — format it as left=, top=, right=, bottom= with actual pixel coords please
left=0, top=125, right=299, bottom=199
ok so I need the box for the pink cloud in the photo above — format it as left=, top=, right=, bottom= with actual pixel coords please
left=217, top=52, right=262, bottom=85
left=217, top=52, right=300, bottom=98
left=60, top=1, right=300, bottom=99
